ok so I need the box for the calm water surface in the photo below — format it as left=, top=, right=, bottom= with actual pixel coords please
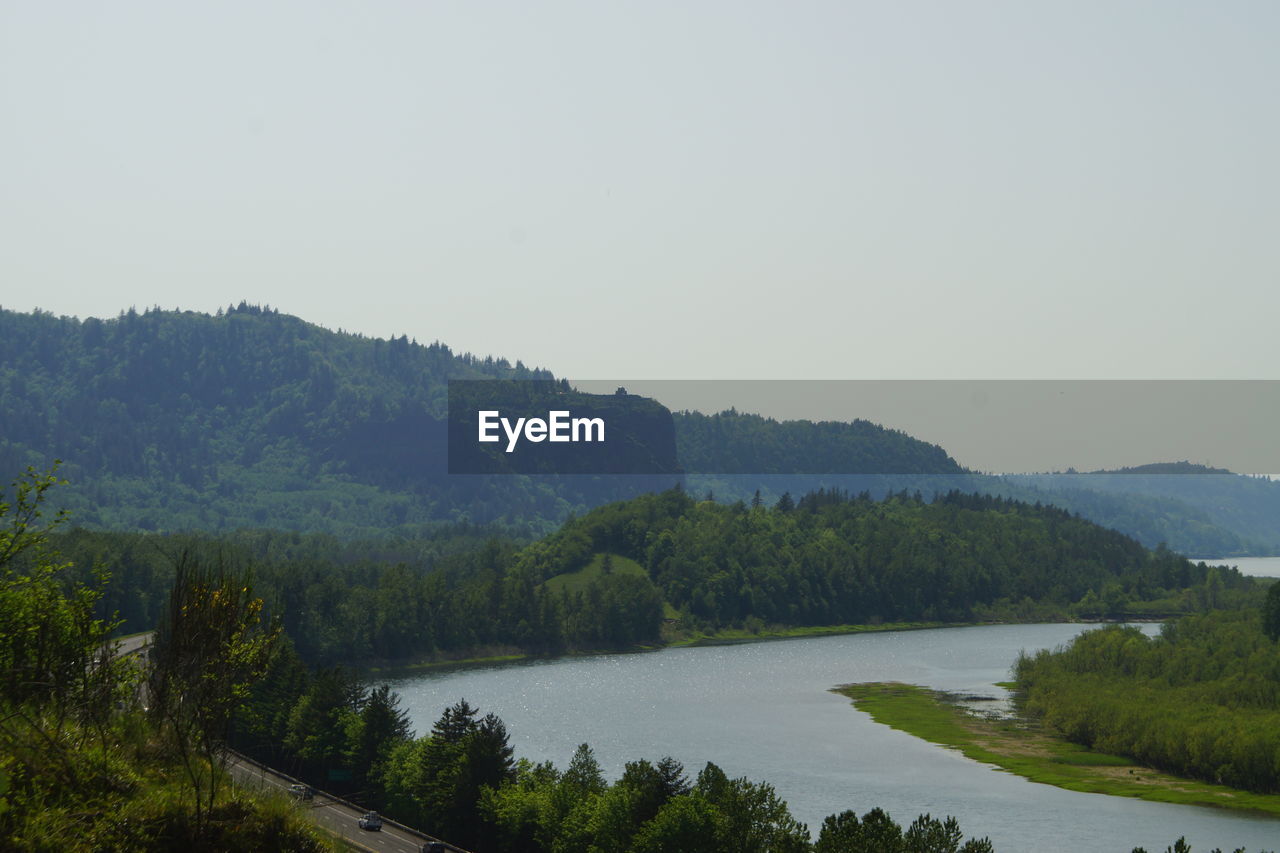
left=1201, top=556, right=1280, bottom=578
left=383, top=624, right=1279, bottom=853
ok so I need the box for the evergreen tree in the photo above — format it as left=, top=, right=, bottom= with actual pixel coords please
left=283, top=667, right=362, bottom=780
left=416, top=700, right=515, bottom=848
left=350, top=683, right=413, bottom=801
left=1264, top=582, right=1280, bottom=642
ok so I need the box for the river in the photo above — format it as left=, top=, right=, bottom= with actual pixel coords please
left=382, top=623, right=1279, bottom=852
left=1201, top=556, right=1280, bottom=579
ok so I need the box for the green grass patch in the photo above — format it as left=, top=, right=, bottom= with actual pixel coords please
left=833, top=682, right=1280, bottom=817
left=369, top=652, right=529, bottom=673
left=543, top=553, right=649, bottom=595
left=671, top=621, right=968, bottom=647
left=1050, top=751, right=1132, bottom=767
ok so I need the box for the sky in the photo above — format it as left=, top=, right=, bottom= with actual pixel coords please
left=2, top=1, right=1278, bottom=381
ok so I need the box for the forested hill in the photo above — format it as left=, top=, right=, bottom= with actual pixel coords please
left=1000, top=463, right=1280, bottom=556
left=0, top=304, right=587, bottom=534
left=1014, top=605, right=1280, bottom=793
left=4, top=306, right=1275, bottom=553
left=674, top=409, right=962, bottom=475
left=1077, top=463, right=1280, bottom=553
left=49, top=487, right=1251, bottom=666
left=0, top=303, right=546, bottom=473
left=511, top=488, right=1247, bottom=633
left=0, top=306, right=961, bottom=536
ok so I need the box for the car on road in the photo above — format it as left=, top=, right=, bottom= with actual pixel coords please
left=358, top=811, right=383, bottom=831
left=422, top=844, right=447, bottom=853
left=288, top=783, right=314, bottom=800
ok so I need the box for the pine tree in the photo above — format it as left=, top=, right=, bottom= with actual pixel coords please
left=417, top=700, right=515, bottom=848
left=1264, top=582, right=1280, bottom=642
left=350, top=684, right=412, bottom=800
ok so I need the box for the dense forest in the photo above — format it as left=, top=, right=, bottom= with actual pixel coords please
left=0, top=465, right=1003, bottom=853
left=235, top=652, right=1270, bottom=853
left=0, top=306, right=950, bottom=536
left=0, top=469, right=329, bottom=851
left=5, top=470, right=1273, bottom=851
left=6, top=305, right=1275, bottom=554
left=35, top=479, right=1258, bottom=667
left=1014, top=588, right=1280, bottom=794
left=685, top=472, right=1276, bottom=558
left=0, top=481, right=1002, bottom=853
left=235, top=672, right=1003, bottom=853
left=514, top=487, right=1254, bottom=635
left=0, top=304, right=607, bottom=536
left=1009, top=464, right=1280, bottom=555
left=674, top=409, right=962, bottom=475
left=45, top=524, right=662, bottom=665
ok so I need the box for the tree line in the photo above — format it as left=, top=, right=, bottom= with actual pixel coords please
left=30, top=486, right=1259, bottom=668
left=0, top=467, right=326, bottom=851
left=1014, top=594, right=1280, bottom=793
left=27, top=485, right=1261, bottom=668
left=517, top=487, right=1255, bottom=632
left=3, top=465, right=1001, bottom=851
left=6, top=305, right=1277, bottom=555
left=4, top=466, right=1272, bottom=852
left=231, top=650, right=1001, bottom=852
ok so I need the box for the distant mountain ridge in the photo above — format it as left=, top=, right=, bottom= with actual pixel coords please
left=0, top=306, right=954, bottom=536
left=1011, top=462, right=1280, bottom=555
left=675, top=409, right=962, bottom=475
left=2, top=305, right=1276, bottom=553
left=0, top=304, right=569, bottom=534
left=1085, top=461, right=1236, bottom=476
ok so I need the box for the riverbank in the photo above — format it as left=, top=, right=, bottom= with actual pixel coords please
left=669, top=619, right=972, bottom=646
left=366, top=620, right=989, bottom=673
left=366, top=616, right=1155, bottom=674
left=366, top=647, right=531, bottom=673
left=834, top=682, right=1280, bottom=817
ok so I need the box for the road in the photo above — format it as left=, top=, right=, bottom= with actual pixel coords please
left=113, top=631, right=153, bottom=658
left=112, top=632, right=463, bottom=850
left=227, top=751, right=463, bottom=853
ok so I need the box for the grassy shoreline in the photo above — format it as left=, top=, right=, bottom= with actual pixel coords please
left=834, top=682, right=1280, bottom=818
left=668, top=620, right=974, bottom=646
left=364, top=616, right=1158, bottom=674
left=364, top=621, right=987, bottom=674
left=367, top=651, right=531, bottom=674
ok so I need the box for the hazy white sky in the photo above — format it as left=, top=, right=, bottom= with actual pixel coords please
left=3, top=1, right=1277, bottom=380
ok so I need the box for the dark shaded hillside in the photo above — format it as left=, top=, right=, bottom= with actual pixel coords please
left=46, top=488, right=1254, bottom=666
left=1081, top=463, right=1280, bottom=554
left=515, top=488, right=1252, bottom=631
left=682, top=472, right=1272, bottom=558
left=1006, top=463, right=1280, bottom=555
left=0, top=303, right=540, bottom=479
left=674, top=409, right=962, bottom=475
left=3, top=306, right=1275, bottom=553
left=0, top=305, right=683, bottom=534
left=0, top=306, right=955, bottom=536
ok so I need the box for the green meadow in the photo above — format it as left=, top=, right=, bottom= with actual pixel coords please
left=835, top=682, right=1280, bottom=817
